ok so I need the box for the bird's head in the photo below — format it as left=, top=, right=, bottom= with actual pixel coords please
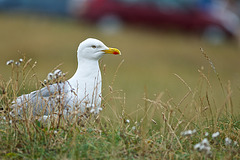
left=77, top=38, right=121, bottom=61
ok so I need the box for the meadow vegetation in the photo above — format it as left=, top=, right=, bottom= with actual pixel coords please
left=0, top=14, right=240, bottom=159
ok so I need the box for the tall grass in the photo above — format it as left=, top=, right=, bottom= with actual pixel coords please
left=0, top=51, right=239, bottom=160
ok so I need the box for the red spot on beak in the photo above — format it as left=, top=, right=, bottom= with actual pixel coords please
left=113, top=51, right=119, bottom=55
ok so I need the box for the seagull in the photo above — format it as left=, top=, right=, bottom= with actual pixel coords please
left=11, top=38, right=121, bottom=117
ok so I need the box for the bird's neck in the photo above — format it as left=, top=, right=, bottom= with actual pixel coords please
left=69, top=59, right=101, bottom=86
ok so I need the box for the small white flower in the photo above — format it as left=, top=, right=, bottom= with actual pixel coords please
left=192, top=129, right=196, bottom=133
left=43, top=79, right=47, bottom=84
left=38, top=115, right=49, bottom=121
left=6, top=60, right=14, bottom=65
left=15, top=61, right=20, bottom=66
left=19, top=58, right=23, bottom=62
left=202, top=138, right=210, bottom=146
left=90, top=108, right=95, bottom=113
left=55, top=95, right=62, bottom=99
left=205, top=146, right=212, bottom=155
left=132, top=126, right=136, bottom=130
left=54, top=69, right=62, bottom=79
left=194, top=138, right=212, bottom=155
left=181, top=130, right=188, bottom=136
left=47, top=73, right=54, bottom=81
left=225, top=137, right=232, bottom=146
left=54, top=69, right=62, bottom=75
left=194, top=143, right=201, bottom=150
left=181, top=129, right=196, bottom=136
left=212, top=131, right=220, bottom=138
left=54, top=130, right=58, bottom=134
left=233, top=141, right=238, bottom=146
left=204, top=146, right=211, bottom=152
left=205, top=132, right=209, bottom=136
left=126, top=119, right=130, bottom=123
left=42, top=115, right=49, bottom=121
left=186, top=130, right=192, bottom=135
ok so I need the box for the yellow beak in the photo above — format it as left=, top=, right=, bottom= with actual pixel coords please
left=103, top=47, right=121, bottom=55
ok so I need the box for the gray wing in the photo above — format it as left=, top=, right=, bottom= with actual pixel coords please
left=11, top=82, right=71, bottom=116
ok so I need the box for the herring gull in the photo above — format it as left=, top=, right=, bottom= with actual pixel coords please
left=11, top=38, right=121, bottom=116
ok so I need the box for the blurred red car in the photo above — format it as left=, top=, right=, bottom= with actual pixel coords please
left=73, top=0, right=239, bottom=42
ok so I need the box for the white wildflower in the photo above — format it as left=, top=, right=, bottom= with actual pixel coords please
left=47, top=73, right=54, bottom=81
left=15, top=61, right=20, bottom=66
left=55, top=95, right=62, bottom=99
left=54, top=69, right=62, bottom=75
left=204, top=146, right=211, bottom=152
left=233, top=141, right=238, bottom=146
left=90, top=108, right=95, bottom=113
left=38, top=115, right=49, bottom=121
left=126, top=119, right=130, bottom=123
left=205, top=146, right=212, bottom=156
left=225, top=137, right=232, bottom=146
left=181, top=130, right=190, bottom=136
left=202, top=138, right=210, bottom=146
left=194, top=138, right=212, bottom=156
left=194, top=143, right=201, bottom=150
left=212, top=131, right=220, bottom=138
left=90, top=107, right=102, bottom=114
left=132, top=126, right=136, bottom=130
left=43, top=79, right=47, bottom=84
left=181, top=129, right=196, bottom=136
left=192, top=129, right=196, bottom=133
left=42, top=115, right=49, bottom=121
left=54, top=69, right=62, bottom=79
left=19, top=58, right=23, bottom=62
left=6, top=60, right=14, bottom=65
left=54, top=130, right=58, bottom=134
left=199, top=144, right=205, bottom=151
left=205, top=132, right=209, bottom=136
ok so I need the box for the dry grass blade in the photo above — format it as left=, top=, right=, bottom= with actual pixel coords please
left=0, top=49, right=239, bottom=159
left=200, top=48, right=225, bottom=96
left=162, top=112, right=183, bottom=150
left=111, top=59, right=124, bottom=86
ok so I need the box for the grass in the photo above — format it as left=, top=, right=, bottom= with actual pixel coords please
left=0, top=55, right=239, bottom=159
left=0, top=13, right=240, bottom=159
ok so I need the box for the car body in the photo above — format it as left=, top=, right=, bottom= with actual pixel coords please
left=73, top=0, right=239, bottom=40
left=0, top=0, right=68, bottom=15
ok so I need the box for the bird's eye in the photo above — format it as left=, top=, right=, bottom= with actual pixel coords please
left=91, top=45, right=97, bottom=49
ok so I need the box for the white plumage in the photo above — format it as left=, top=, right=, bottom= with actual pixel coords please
left=11, top=38, right=121, bottom=116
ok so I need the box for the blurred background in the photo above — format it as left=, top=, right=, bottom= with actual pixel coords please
left=0, top=0, right=240, bottom=113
